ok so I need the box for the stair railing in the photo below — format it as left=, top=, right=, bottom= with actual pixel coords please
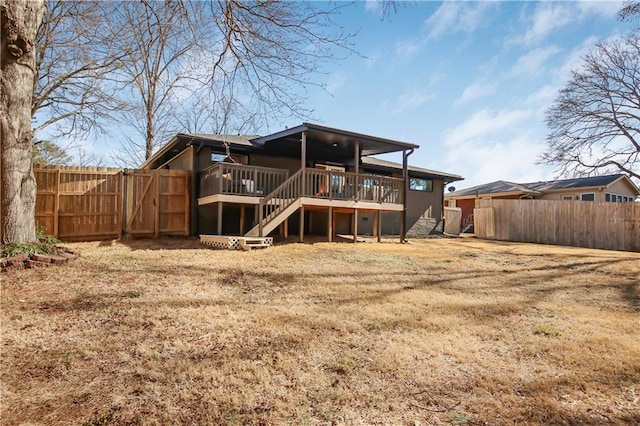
left=257, top=168, right=305, bottom=236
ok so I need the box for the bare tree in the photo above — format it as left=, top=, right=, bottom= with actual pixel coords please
left=541, top=30, right=640, bottom=182
left=32, top=1, right=125, bottom=140
left=618, top=1, right=640, bottom=21
left=107, top=0, right=355, bottom=166
left=1, top=0, right=45, bottom=244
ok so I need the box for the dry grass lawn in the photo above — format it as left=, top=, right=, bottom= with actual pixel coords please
left=1, top=237, right=639, bottom=425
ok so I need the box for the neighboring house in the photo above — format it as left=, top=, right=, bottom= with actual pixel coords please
left=141, top=123, right=463, bottom=241
left=445, top=174, right=640, bottom=232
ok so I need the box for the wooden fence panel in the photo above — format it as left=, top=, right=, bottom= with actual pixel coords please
left=476, top=199, right=639, bottom=252
left=124, top=171, right=157, bottom=236
left=158, top=171, right=190, bottom=236
left=57, top=168, right=122, bottom=240
left=474, top=207, right=495, bottom=238
left=35, top=166, right=189, bottom=241
left=34, top=168, right=59, bottom=236
left=444, top=207, right=461, bottom=235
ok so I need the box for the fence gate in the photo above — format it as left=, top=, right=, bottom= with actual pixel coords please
left=124, top=169, right=190, bottom=238
left=34, top=166, right=189, bottom=241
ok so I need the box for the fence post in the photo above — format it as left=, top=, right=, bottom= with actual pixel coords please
left=154, top=170, right=160, bottom=238
left=53, top=168, right=60, bottom=238
left=117, top=170, right=124, bottom=240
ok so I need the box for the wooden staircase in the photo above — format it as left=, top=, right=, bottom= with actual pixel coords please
left=245, top=169, right=305, bottom=237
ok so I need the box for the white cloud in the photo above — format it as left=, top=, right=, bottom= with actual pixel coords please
left=512, top=1, right=623, bottom=46
left=443, top=108, right=533, bottom=148
left=364, top=0, right=384, bottom=17
left=395, top=38, right=422, bottom=60
left=524, top=84, right=560, bottom=106
left=553, top=35, right=600, bottom=81
left=515, top=3, right=574, bottom=46
left=325, top=72, right=346, bottom=95
left=507, top=45, right=561, bottom=78
left=425, top=1, right=497, bottom=40
left=392, top=86, right=433, bottom=115
left=441, top=108, right=553, bottom=187
left=577, top=0, right=623, bottom=18
left=454, top=79, right=497, bottom=106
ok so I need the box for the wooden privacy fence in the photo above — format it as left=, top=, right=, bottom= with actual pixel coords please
left=35, top=166, right=190, bottom=241
left=444, top=207, right=462, bottom=235
left=475, top=199, right=639, bottom=252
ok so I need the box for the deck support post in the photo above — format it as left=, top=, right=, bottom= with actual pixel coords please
left=377, top=210, right=382, bottom=242
left=217, top=202, right=224, bottom=235
left=373, top=210, right=379, bottom=241
left=284, top=218, right=289, bottom=239
left=328, top=206, right=333, bottom=242
left=299, top=206, right=305, bottom=243
left=353, top=208, right=358, bottom=243
left=240, top=204, right=245, bottom=235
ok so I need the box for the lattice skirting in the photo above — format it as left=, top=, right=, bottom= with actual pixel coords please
left=200, top=235, right=273, bottom=250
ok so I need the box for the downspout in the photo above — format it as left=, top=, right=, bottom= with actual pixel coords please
left=441, top=180, right=447, bottom=235
left=402, top=148, right=415, bottom=243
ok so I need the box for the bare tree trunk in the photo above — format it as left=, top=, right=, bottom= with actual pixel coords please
left=1, top=0, right=45, bottom=244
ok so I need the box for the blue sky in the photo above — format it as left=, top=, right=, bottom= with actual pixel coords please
left=64, top=1, right=636, bottom=190
left=300, top=0, right=635, bottom=189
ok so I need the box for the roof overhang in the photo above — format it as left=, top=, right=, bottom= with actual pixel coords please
left=251, top=123, right=419, bottom=157
left=140, top=133, right=256, bottom=169
left=360, top=157, right=463, bottom=183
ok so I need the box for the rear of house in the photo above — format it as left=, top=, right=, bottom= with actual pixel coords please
left=142, top=123, right=463, bottom=242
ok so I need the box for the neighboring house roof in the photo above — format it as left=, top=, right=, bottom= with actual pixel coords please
left=446, top=174, right=640, bottom=199
left=445, top=180, right=541, bottom=198
left=360, top=157, right=463, bottom=183
left=523, top=174, right=629, bottom=192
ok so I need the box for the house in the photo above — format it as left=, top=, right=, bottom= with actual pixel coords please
left=445, top=174, right=640, bottom=232
left=141, top=123, right=463, bottom=242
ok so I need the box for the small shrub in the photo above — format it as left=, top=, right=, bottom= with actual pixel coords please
left=1, top=228, right=62, bottom=258
left=533, top=325, right=560, bottom=337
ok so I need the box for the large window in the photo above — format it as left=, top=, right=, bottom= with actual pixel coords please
left=409, top=178, right=433, bottom=192
left=606, top=192, right=635, bottom=202
left=580, top=193, right=595, bottom=201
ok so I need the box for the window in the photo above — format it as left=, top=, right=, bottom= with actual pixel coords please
left=409, top=178, right=433, bottom=192
left=211, top=152, right=248, bottom=165
left=211, top=153, right=227, bottom=162
left=580, top=193, right=595, bottom=201
left=606, top=192, right=636, bottom=202
left=563, top=196, right=573, bottom=201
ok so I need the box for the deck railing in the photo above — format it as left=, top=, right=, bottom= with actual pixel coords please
left=252, top=168, right=404, bottom=236
left=303, top=169, right=403, bottom=204
left=199, top=163, right=289, bottom=198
